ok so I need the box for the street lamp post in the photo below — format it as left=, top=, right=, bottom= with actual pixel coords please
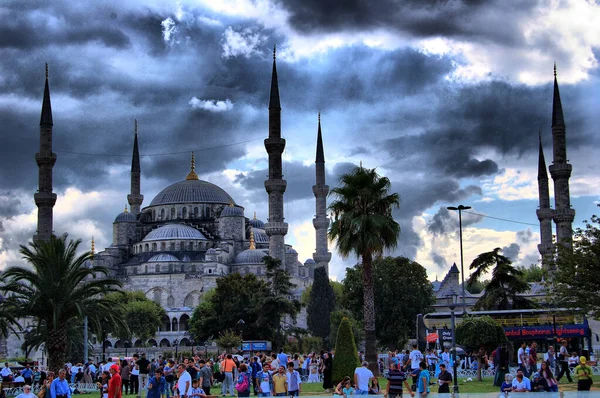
left=40, top=343, right=45, bottom=367
left=237, top=319, right=245, bottom=353
left=190, top=339, right=195, bottom=357
left=446, top=288, right=459, bottom=394
left=124, top=341, right=130, bottom=358
left=447, top=204, right=471, bottom=313
left=173, top=339, right=179, bottom=361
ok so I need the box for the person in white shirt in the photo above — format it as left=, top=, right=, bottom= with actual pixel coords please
left=16, top=385, right=36, bottom=398
left=14, top=375, right=26, bottom=383
left=1, top=363, right=12, bottom=382
left=517, top=341, right=528, bottom=376
left=353, top=361, right=375, bottom=395
left=177, top=364, right=192, bottom=397
left=408, top=345, right=423, bottom=385
left=512, top=370, right=531, bottom=392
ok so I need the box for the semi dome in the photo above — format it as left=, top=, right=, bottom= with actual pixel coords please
left=286, top=247, right=297, bottom=254
left=235, top=249, right=268, bottom=265
left=304, top=258, right=316, bottom=265
left=148, top=253, right=180, bottom=262
left=220, top=206, right=244, bottom=217
left=149, top=179, right=236, bottom=207
left=249, top=218, right=265, bottom=229
left=252, top=228, right=269, bottom=244
left=114, top=211, right=136, bottom=223
left=143, top=224, right=206, bottom=241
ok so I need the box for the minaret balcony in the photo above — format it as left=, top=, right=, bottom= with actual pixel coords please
left=264, top=221, right=288, bottom=236
left=536, top=208, right=554, bottom=220
left=549, top=163, right=572, bottom=179
left=34, top=192, right=57, bottom=206
left=313, top=252, right=332, bottom=264
left=264, top=138, right=286, bottom=154
left=553, top=208, right=575, bottom=223
left=312, top=218, right=330, bottom=230
left=312, top=185, right=329, bottom=197
left=35, top=152, right=57, bottom=166
left=264, top=179, right=287, bottom=193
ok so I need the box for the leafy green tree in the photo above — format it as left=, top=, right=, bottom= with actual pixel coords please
left=553, top=210, right=600, bottom=317
left=0, top=234, right=126, bottom=372
left=341, top=256, right=434, bottom=349
left=332, top=317, right=360, bottom=385
left=455, top=316, right=507, bottom=381
left=106, top=291, right=166, bottom=341
left=189, top=273, right=269, bottom=341
left=328, top=166, right=400, bottom=375
left=466, top=279, right=489, bottom=294
left=516, top=264, right=545, bottom=282
left=216, top=329, right=242, bottom=353
left=0, top=295, right=20, bottom=338
left=328, top=310, right=362, bottom=349
left=467, top=248, right=536, bottom=310
left=307, top=266, right=336, bottom=344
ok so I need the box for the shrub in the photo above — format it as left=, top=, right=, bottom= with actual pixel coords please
left=332, top=317, right=360, bottom=385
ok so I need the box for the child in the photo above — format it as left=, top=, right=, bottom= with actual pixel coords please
left=147, top=369, right=166, bottom=398
left=342, top=380, right=354, bottom=397
left=191, top=380, right=207, bottom=398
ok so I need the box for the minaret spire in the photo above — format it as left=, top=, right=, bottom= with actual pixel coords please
left=536, top=131, right=553, bottom=269
left=264, top=45, right=288, bottom=265
left=186, top=152, right=199, bottom=180
left=34, top=63, right=57, bottom=242
left=548, top=64, right=575, bottom=250
left=127, top=119, right=144, bottom=215
left=312, top=113, right=331, bottom=274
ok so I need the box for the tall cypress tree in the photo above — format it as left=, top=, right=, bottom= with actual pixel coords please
left=307, top=266, right=336, bottom=344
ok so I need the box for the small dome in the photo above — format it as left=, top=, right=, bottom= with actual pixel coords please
left=143, top=224, right=206, bottom=241
left=235, top=249, right=268, bottom=265
left=220, top=206, right=244, bottom=217
left=304, top=258, right=316, bottom=265
left=252, top=228, right=269, bottom=244
left=286, top=247, right=297, bottom=254
left=115, top=211, right=136, bottom=223
left=148, top=253, right=180, bottom=262
left=182, top=255, right=191, bottom=262
left=249, top=218, right=265, bottom=228
left=206, top=248, right=218, bottom=254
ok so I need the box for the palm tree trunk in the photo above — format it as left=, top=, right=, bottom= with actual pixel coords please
left=362, top=252, right=378, bottom=376
left=48, top=326, right=68, bottom=373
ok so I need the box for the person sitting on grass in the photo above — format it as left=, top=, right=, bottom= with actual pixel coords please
left=531, top=372, right=549, bottom=392
left=342, top=380, right=354, bottom=397
left=190, top=379, right=207, bottom=398
left=334, top=377, right=351, bottom=395
left=369, top=378, right=380, bottom=395
left=500, top=374, right=513, bottom=393
left=512, top=373, right=530, bottom=392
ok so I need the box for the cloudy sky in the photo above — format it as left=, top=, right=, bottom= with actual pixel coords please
left=1, top=0, right=599, bottom=282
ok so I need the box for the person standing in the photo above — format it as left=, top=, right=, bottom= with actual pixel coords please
left=221, top=354, right=237, bottom=397
left=546, top=346, right=556, bottom=372
left=493, top=345, right=508, bottom=387
left=121, top=360, right=131, bottom=395
left=197, top=360, right=212, bottom=396
left=38, top=371, right=55, bottom=398
left=236, top=363, right=251, bottom=398
left=50, top=369, right=71, bottom=398
left=131, top=363, right=140, bottom=396
left=354, top=361, right=375, bottom=395
left=285, top=363, right=301, bottom=397
left=416, top=362, right=430, bottom=397
left=517, top=341, right=528, bottom=377
left=14, top=385, right=36, bottom=398
left=271, top=367, right=286, bottom=397
left=21, top=364, right=34, bottom=386
left=1, top=363, right=12, bottom=383
left=408, top=345, right=423, bottom=386
left=574, top=356, right=593, bottom=391
left=276, top=350, right=288, bottom=368
left=437, top=364, right=452, bottom=394
left=176, top=364, right=192, bottom=398
left=256, top=363, right=273, bottom=397
left=108, top=365, right=122, bottom=398
left=147, top=369, right=165, bottom=398
left=164, top=360, right=175, bottom=398
left=137, top=354, right=151, bottom=398
left=528, top=342, right=538, bottom=376
left=321, top=352, right=333, bottom=391
left=556, top=340, right=572, bottom=383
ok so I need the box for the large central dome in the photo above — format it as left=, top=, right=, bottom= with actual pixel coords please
left=149, top=179, right=236, bottom=207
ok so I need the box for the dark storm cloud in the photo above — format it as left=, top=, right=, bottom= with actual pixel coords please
left=0, top=195, right=22, bottom=219
left=502, top=243, right=520, bottom=261
left=281, top=0, right=534, bottom=45
left=431, top=251, right=446, bottom=269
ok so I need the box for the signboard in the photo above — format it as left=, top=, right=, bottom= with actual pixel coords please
left=239, top=341, right=271, bottom=351
left=504, top=324, right=588, bottom=340
left=426, top=333, right=438, bottom=343
left=440, top=329, right=453, bottom=342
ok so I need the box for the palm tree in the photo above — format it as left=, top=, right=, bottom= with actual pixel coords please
left=328, top=166, right=400, bottom=375
left=467, top=247, right=536, bottom=310
left=1, top=234, right=126, bottom=372
left=0, top=295, right=20, bottom=338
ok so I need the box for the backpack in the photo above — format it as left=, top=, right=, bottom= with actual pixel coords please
left=235, top=373, right=249, bottom=392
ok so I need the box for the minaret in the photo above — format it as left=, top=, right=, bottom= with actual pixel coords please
left=264, top=45, right=288, bottom=265
left=312, top=113, right=332, bottom=274
left=127, top=119, right=144, bottom=215
left=536, top=131, right=554, bottom=269
left=548, top=64, right=575, bottom=249
left=34, top=63, right=57, bottom=242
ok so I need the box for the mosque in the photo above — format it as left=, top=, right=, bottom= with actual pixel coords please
left=20, top=49, right=333, bottom=353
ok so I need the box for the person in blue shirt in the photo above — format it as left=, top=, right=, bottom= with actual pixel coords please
left=50, top=369, right=71, bottom=398
left=147, top=369, right=166, bottom=398
left=21, top=364, right=34, bottom=386
left=416, top=362, right=430, bottom=396
left=277, top=350, right=288, bottom=367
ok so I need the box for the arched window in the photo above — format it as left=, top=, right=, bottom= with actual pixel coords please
left=153, top=210, right=156, bottom=221
left=144, top=244, right=149, bottom=252
left=171, top=317, right=178, bottom=332
left=191, top=264, right=196, bottom=273
left=170, top=242, right=175, bottom=251
left=245, top=267, right=250, bottom=275
left=152, top=243, right=157, bottom=251
left=133, top=267, right=138, bottom=275
left=161, top=242, right=166, bottom=251
left=155, top=264, right=160, bottom=273
left=180, top=242, right=185, bottom=251
left=257, top=267, right=262, bottom=275
left=193, top=207, right=198, bottom=218
left=145, top=265, right=148, bottom=273
left=160, top=208, right=165, bottom=220
left=184, top=294, right=195, bottom=308
left=181, top=264, right=185, bottom=272
left=153, top=289, right=161, bottom=304
left=171, top=207, right=176, bottom=219
left=182, top=207, right=187, bottom=219
left=180, top=314, right=190, bottom=330
left=167, top=295, right=175, bottom=307
left=188, top=242, right=193, bottom=250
